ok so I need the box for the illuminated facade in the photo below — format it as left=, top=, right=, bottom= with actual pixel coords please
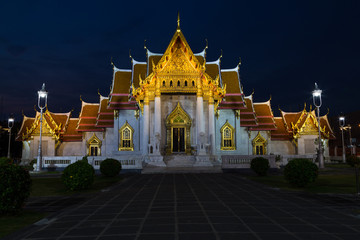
left=16, top=19, right=335, bottom=169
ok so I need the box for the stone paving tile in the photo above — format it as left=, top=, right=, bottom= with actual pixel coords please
left=6, top=173, right=360, bottom=240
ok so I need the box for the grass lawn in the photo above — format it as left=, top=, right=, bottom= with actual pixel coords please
left=1, top=174, right=123, bottom=238
left=0, top=210, right=47, bottom=238
left=248, top=173, right=359, bottom=194
left=30, top=175, right=123, bottom=197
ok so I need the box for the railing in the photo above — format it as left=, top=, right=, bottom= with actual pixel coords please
left=41, top=156, right=141, bottom=170
left=221, top=155, right=277, bottom=168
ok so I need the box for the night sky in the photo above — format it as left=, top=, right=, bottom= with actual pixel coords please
left=1, top=0, right=360, bottom=121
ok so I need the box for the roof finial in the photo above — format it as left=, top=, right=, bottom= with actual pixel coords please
left=204, top=38, right=208, bottom=58
left=177, top=12, right=180, bottom=30
left=144, top=39, right=147, bottom=50
left=80, top=95, right=83, bottom=102
left=238, top=57, right=242, bottom=68
left=110, top=57, right=114, bottom=67
left=98, top=89, right=101, bottom=96
left=219, top=49, right=223, bottom=63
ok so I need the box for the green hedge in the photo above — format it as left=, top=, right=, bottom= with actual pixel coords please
left=284, top=158, right=318, bottom=187
left=0, top=165, right=31, bottom=214
left=61, top=160, right=95, bottom=191
left=100, top=158, right=122, bottom=177
left=250, top=157, right=270, bottom=176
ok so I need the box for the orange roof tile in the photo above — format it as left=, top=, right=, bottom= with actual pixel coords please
left=250, top=101, right=277, bottom=131
left=219, top=68, right=245, bottom=109
left=62, top=118, right=82, bottom=142
left=132, top=61, right=147, bottom=88
left=96, top=96, right=114, bottom=128
left=271, top=117, right=291, bottom=140
left=77, top=101, right=103, bottom=132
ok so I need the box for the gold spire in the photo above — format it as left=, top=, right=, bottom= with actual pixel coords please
left=177, top=12, right=180, bottom=31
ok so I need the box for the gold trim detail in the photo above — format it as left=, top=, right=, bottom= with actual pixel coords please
left=87, top=133, right=102, bottom=156
left=119, top=121, right=134, bottom=151
left=252, top=132, right=267, bottom=155
left=220, top=120, right=235, bottom=150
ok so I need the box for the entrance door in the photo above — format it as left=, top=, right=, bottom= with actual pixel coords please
left=173, top=127, right=185, bottom=152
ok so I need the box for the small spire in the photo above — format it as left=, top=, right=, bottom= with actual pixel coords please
left=129, top=49, right=132, bottom=60
left=97, top=89, right=101, bottom=96
left=144, top=39, right=147, bottom=50
left=177, top=12, right=180, bottom=30
left=238, top=57, right=242, bottom=68
left=80, top=95, right=83, bottom=102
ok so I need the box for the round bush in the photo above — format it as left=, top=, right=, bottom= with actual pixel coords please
left=100, top=158, right=122, bottom=177
left=0, top=164, right=31, bottom=214
left=62, top=160, right=95, bottom=191
left=284, top=158, right=318, bottom=187
left=0, top=157, right=12, bottom=166
left=250, top=157, right=270, bottom=176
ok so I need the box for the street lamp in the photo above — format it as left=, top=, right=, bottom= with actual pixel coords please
left=7, top=115, right=14, bottom=159
left=346, top=124, right=353, bottom=155
left=36, top=83, right=48, bottom=172
left=312, top=83, right=324, bottom=168
left=339, top=116, right=346, bottom=163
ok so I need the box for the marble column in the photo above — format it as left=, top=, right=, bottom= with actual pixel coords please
left=142, top=103, right=150, bottom=154
left=208, top=98, right=215, bottom=155
left=154, top=96, right=161, bottom=153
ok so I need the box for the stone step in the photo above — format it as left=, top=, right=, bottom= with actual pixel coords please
left=164, top=155, right=196, bottom=167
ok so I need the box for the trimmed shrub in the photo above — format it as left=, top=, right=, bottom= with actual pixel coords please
left=81, top=156, right=89, bottom=163
left=0, top=164, right=31, bottom=214
left=346, top=155, right=360, bottom=167
left=0, top=157, right=12, bottom=166
left=284, top=158, right=318, bottom=187
left=62, top=160, right=95, bottom=191
left=100, top=158, right=122, bottom=177
left=250, top=157, right=270, bottom=176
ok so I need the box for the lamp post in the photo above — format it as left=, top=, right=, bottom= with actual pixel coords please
left=339, top=116, right=346, bottom=163
left=7, top=115, right=14, bottom=159
left=347, top=124, right=353, bottom=155
left=312, top=83, right=324, bottom=168
left=36, top=83, right=48, bottom=172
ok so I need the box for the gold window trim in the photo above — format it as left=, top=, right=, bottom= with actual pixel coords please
left=252, top=132, right=267, bottom=155
left=87, top=133, right=102, bottom=156
left=220, top=120, right=235, bottom=150
left=119, top=121, right=134, bottom=151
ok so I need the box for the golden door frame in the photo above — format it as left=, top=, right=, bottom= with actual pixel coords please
left=165, top=102, right=192, bottom=154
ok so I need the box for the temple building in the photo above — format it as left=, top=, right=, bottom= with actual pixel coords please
left=16, top=19, right=335, bottom=170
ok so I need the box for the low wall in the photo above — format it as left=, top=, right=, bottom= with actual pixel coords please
left=41, top=156, right=142, bottom=170
left=221, top=155, right=277, bottom=169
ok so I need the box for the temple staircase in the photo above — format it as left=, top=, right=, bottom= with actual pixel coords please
left=142, top=154, right=222, bottom=174
left=164, top=155, right=196, bottom=167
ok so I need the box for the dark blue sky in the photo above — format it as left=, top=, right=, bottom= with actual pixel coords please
left=1, top=0, right=359, bottom=121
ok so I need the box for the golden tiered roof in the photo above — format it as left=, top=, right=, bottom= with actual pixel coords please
left=17, top=16, right=335, bottom=144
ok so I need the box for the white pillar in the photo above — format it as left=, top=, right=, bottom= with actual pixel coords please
left=196, top=96, right=204, bottom=142
left=208, top=103, right=215, bottom=155
left=235, top=112, right=241, bottom=151
left=143, top=104, right=150, bottom=154
left=154, top=96, right=161, bottom=153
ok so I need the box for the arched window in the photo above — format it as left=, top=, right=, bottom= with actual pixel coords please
left=184, top=81, right=188, bottom=86
left=119, top=121, right=134, bottom=151
left=87, top=133, right=101, bottom=156
left=252, top=132, right=267, bottom=155
left=177, top=80, right=180, bottom=87
left=220, top=121, right=235, bottom=150
left=192, top=81, right=195, bottom=87
left=162, top=81, right=166, bottom=87
left=170, top=81, right=173, bottom=87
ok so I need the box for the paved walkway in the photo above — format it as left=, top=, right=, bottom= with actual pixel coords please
left=6, top=173, right=360, bottom=240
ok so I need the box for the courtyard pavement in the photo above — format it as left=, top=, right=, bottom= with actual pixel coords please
left=5, top=173, right=360, bottom=240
